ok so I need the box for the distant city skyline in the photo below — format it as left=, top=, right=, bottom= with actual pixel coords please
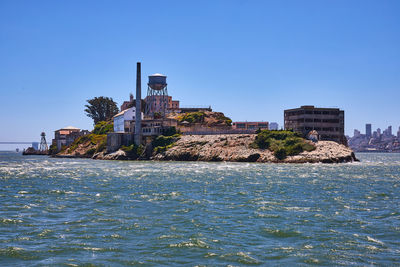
left=353, top=123, right=399, bottom=137
left=349, top=123, right=400, bottom=152
left=1, top=0, right=400, bottom=150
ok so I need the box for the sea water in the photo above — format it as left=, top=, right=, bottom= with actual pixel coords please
left=0, top=152, right=399, bottom=266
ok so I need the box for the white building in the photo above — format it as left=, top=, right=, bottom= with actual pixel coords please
left=269, top=122, right=279, bottom=130
left=113, top=107, right=143, bottom=133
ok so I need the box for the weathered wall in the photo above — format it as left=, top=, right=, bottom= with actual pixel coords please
left=107, top=133, right=133, bottom=153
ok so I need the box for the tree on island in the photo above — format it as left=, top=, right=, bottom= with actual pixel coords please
left=84, top=96, right=119, bottom=124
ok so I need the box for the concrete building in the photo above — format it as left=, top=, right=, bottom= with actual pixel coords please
left=107, top=118, right=179, bottom=153
left=366, top=123, right=372, bottom=138
left=354, top=129, right=361, bottom=137
left=269, top=122, right=279, bottom=130
left=284, top=105, right=346, bottom=144
left=113, top=107, right=143, bottom=133
left=144, top=95, right=180, bottom=114
left=140, top=118, right=178, bottom=137
left=52, top=126, right=89, bottom=151
left=232, top=121, right=269, bottom=131
left=383, top=126, right=393, bottom=137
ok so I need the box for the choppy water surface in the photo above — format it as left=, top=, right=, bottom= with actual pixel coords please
left=0, top=152, right=400, bottom=266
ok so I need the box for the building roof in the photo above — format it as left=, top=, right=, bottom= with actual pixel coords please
left=233, top=121, right=268, bottom=124
left=55, top=126, right=80, bottom=132
left=285, top=106, right=342, bottom=112
left=150, top=73, right=166, bottom=77
left=113, top=107, right=135, bottom=118
left=64, top=126, right=80, bottom=130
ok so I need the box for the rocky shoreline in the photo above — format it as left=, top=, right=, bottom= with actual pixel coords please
left=152, top=134, right=358, bottom=163
left=57, top=134, right=359, bottom=163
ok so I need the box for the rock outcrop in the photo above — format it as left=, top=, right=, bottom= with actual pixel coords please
left=22, top=147, right=48, bottom=156
left=153, top=134, right=358, bottom=163
left=93, top=150, right=128, bottom=160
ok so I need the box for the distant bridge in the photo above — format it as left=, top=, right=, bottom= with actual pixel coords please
left=0, top=142, right=37, bottom=145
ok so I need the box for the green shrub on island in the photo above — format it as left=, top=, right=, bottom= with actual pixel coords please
left=92, top=121, right=114, bottom=135
left=274, top=147, right=287, bottom=160
left=48, top=144, right=58, bottom=155
left=216, top=114, right=232, bottom=126
left=121, top=144, right=143, bottom=159
left=85, top=147, right=96, bottom=157
left=177, top=112, right=205, bottom=124
left=95, top=138, right=107, bottom=153
left=64, top=133, right=107, bottom=155
left=251, top=130, right=315, bottom=160
left=152, top=134, right=181, bottom=154
left=60, top=145, right=68, bottom=153
left=162, top=126, right=179, bottom=137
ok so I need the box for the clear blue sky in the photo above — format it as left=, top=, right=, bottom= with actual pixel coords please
left=1, top=0, right=399, bottom=150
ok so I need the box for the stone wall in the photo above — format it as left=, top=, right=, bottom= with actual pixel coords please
left=106, top=132, right=133, bottom=153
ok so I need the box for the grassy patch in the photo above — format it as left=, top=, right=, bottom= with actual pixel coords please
left=152, top=134, right=181, bottom=154
left=216, top=114, right=232, bottom=126
left=177, top=112, right=205, bottom=123
left=92, top=121, right=114, bottom=135
left=49, top=144, right=58, bottom=155
left=64, top=134, right=107, bottom=155
left=121, top=144, right=143, bottom=159
left=85, top=147, right=97, bottom=157
left=251, top=130, right=315, bottom=160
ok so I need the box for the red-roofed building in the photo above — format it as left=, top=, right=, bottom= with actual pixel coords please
left=52, top=126, right=89, bottom=152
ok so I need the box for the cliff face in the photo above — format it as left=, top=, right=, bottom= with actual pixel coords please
left=153, top=134, right=358, bottom=163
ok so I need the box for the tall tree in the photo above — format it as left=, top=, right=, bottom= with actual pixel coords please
left=84, top=96, right=119, bottom=124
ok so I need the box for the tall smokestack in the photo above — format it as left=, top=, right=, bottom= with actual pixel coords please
left=134, top=62, right=142, bottom=145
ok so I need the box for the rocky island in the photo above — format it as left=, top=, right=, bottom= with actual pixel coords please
left=55, top=126, right=357, bottom=163
left=152, top=134, right=357, bottom=163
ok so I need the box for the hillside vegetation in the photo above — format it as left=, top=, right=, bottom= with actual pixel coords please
left=57, top=121, right=113, bottom=157
left=169, top=111, right=232, bottom=127
left=251, top=130, right=315, bottom=160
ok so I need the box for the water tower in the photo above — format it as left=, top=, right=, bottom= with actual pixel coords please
left=145, top=73, right=168, bottom=117
left=39, top=132, right=48, bottom=151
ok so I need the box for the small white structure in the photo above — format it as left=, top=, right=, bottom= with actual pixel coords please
left=113, top=107, right=143, bottom=133
left=269, top=122, right=279, bottom=130
left=307, top=130, right=319, bottom=142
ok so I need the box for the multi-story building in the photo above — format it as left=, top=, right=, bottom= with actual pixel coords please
left=232, top=121, right=269, bottom=131
left=383, top=126, right=393, bottom=138
left=113, top=107, right=143, bottom=133
left=284, top=105, right=346, bottom=144
left=139, top=118, right=178, bottom=137
left=52, top=126, right=89, bottom=151
left=354, top=129, right=361, bottom=137
left=144, top=95, right=180, bottom=114
left=269, top=122, right=279, bottom=130
left=366, top=124, right=372, bottom=138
